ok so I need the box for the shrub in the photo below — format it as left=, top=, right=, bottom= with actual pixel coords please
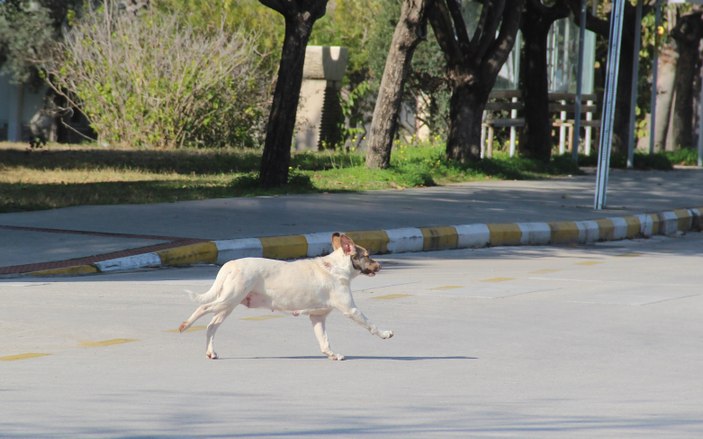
left=45, top=2, right=266, bottom=148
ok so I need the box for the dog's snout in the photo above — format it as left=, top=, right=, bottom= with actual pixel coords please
left=364, top=259, right=381, bottom=276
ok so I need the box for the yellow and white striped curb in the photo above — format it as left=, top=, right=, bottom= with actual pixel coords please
left=26, top=207, right=703, bottom=276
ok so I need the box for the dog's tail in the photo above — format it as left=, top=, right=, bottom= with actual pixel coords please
left=185, top=263, right=234, bottom=303
left=184, top=289, right=211, bottom=303
left=185, top=283, right=222, bottom=303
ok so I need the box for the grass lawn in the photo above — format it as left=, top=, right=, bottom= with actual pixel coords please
left=0, top=141, right=678, bottom=213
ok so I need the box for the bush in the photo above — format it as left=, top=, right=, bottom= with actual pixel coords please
left=45, top=2, right=266, bottom=148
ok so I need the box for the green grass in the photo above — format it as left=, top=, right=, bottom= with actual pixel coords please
left=664, top=148, right=700, bottom=166
left=566, top=148, right=702, bottom=169
left=0, top=141, right=682, bottom=213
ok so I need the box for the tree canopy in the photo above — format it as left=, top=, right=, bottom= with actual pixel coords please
left=0, top=0, right=82, bottom=84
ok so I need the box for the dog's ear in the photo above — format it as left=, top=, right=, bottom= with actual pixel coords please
left=339, top=234, right=356, bottom=256
left=331, top=232, right=342, bottom=250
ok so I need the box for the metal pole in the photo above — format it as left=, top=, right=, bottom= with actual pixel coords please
left=510, top=96, right=518, bottom=157
left=627, top=0, right=643, bottom=168
left=563, top=17, right=571, bottom=87
left=648, top=0, right=663, bottom=155
left=594, top=0, right=626, bottom=210
left=549, top=28, right=558, bottom=88
left=698, top=67, right=703, bottom=167
left=572, top=0, right=587, bottom=163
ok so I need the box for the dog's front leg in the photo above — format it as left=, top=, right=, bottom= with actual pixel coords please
left=334, top=300, right=394, bottom=340
left=310, top=313, right=344, bottom=361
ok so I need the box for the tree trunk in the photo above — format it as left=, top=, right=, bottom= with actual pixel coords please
left=519, top=0, right=568, bottom=162
left=670, top=10, right=703, bottom=150
left=446, top=80, right=486, bottom=161
left=259, top=1, right=327, bottom=188
left=654, top=45, right=677, bottom=152
left=611, top=24, right=636, bottom=156
left=366, top=0, right=429, bottom=169
left=429, top=0, right=525, bottom=163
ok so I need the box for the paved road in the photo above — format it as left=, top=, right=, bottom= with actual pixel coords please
left=2, top=233, right=702, bottom=437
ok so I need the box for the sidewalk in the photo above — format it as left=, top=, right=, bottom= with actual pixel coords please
left=1, top=167, right=702, bottom=277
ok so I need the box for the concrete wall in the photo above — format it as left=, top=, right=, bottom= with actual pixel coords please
left=294, top=46, right=348, bottom=150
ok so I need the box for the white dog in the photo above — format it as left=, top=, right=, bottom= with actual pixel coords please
left=179, top=233, right=393, bottom=360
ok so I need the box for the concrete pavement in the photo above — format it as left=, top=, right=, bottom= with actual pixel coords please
left=1, top=167, right=702, bottom=277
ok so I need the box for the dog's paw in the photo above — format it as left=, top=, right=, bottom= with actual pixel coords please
left=380, top=330, right=394, bottom=339
left=178, top=322, right=188, bottom=333
left=328, top=353, right=345, bottom=361
left=206, top=351, right=219, bottom=360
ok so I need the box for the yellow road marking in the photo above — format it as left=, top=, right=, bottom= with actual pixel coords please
left=481, top=277, right=515, bottom=283
left=487, top=223, right=522, bottom=246
left=431, top=285, right=462, bottom=291
left=157, top=242, right=217, bottom=266
left=260, top=235, right=308, bottom=260
left=0, top=352, right=50, bottom=362
left=577, top=261, right=603, bottom=266
left=241, top=315, right=285, bottom=321
left=29, top=265, right=98, bottom=277
left=80, top=338, right=138, bottom=348
left=344, top=230, right=389, bottom=254
left=420, top=226, right=458, bottom=251
left=371, top=293, right=412, bottom=300
left=530, top=269, right=560, bottom=274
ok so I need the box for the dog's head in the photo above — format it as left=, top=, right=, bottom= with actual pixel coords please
left=331, top=233, right=381, bottom=277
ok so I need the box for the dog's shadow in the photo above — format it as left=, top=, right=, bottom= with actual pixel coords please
left=221, top=355, right=477, bottom=361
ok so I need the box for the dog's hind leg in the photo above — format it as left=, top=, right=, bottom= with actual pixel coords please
left=178, top=265, right=248, bottom=333
left=310, top=313, right=344, bottom=361
left=179, top=301, right=220, bottom=333
left=184, top=269, right=256, bottom=359
left=205, top=306, right=234, bottom=359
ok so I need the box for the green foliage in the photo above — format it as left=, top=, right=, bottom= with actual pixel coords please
left=156, top=0, right=283, bottom=77
left=391, top=141, right=584, bottom=182
left=158, top=0, right=382, bottom=85
left=156, top=0, right=388, bottom=149
left=365, top=0, right=399, bottom=84
left=310, top=0, right=396, bottom=148
left=0, top=0, right=84, bottom=85
left=339, top=80, right=372, bottom=149
left=46, top=3, right=266, bottom=148
left=363, top=0, right=450, bottom=139
left=0, top=1, right=54, bottom=84
left=408, top=31, right=451, bottom=139
left=309, top=0, right=382, bottom=84
left=665, top=148, right=699, bottom=166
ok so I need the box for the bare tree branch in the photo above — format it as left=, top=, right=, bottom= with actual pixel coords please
left=474, top=0, right=507, bottom=62
left=563, top=0, right=608, bottom=36
left=428, top=0, right=464, bottom=67
left=483, top=0, right=524, bottom=77
left=444, top=0, right=471, bottom=52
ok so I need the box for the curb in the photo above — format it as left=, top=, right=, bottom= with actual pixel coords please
left=21, top=207, right=703, bottom=277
